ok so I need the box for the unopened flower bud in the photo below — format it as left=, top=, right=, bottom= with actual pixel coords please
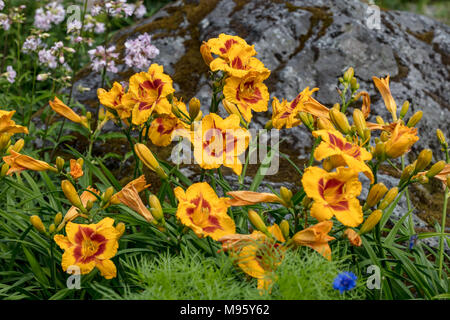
left=61, top=180, right=83, bottom=209
left=279, top=186, right=293, bottom=208
left=374, top=141, right=386, bottom=160
left=188, top=97, right=201, bottom=120
left=436, top=129, right=446, bottom=146
left=116, top=222, right=126, bottom=238
left=0, top=163, right=9, bottom=178
left=426, top=160, right=446, bottom=178
left=380, top=131, right=390, bottom=142
left=11, top=139, right=24, bottom=153
left=0, top=133, right=11, bottom=150
left=407, top=111, right=423, bottom=127
left=379, top=187, right=399, bottom=210
left=317, top=117, right=335, bottom=130
left=415, top=149, right=433, bottom=172
left=149, top=194, right=164, bottom=222
left=200, top=42, right=213, bottom=66
left=98, top=107, right=106, bottom=121
left=49, top=223, right=56, bottom=234
left=329, top=108, right=351, bottom=134
left=360, top=210, right=382, bottom=234
left=417, top=175, right=429, bottom=184
left=30, top=215, right=46, bottom=233
left=248, top=210, right=268, bottom=234
left=103, top=186, right=114, bottom=204
left=265, top=120, right=273, bottom=130
left=343, top=67, right=354, bottom=82
left=85, top=200, right=94, bottom=212
left=302, top=196, right=312, bottom=208
left=376, top=116, right=385, bottom=125
left=299, top=112, right=313, bottom=130
left=400, top=163, right=415, bottom=185
left=222, top=99, right=240, bottom=117
left=56, top=156, right=65, bottom=172
left=350, top=78, right=359, bottom=91
left=54, top=212, right=63, bottom=225
left=353, top=109, right=367, bottom=139
left=365, top=183, right=388, bottom=208
left=400, top=101, right=409, bottom=119
left=134, top=143, right=161, bottom=173
left=280, top=220, right=290, bottom=239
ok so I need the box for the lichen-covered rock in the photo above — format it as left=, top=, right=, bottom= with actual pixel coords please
left=72, top=0, right=449, bottom=232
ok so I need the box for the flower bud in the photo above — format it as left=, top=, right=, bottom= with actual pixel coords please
left=188, top=97, right=201, bottom=120
left=222, top=99, right=240, bottom=117
left=415, top=149, right=432, bottom=172
left=374, top=141, right=386, bottom=160
left=11, top=139, right=24, bottom=153
left=134, top=143, right=161, bottom=172
left=436, top=129, right=446, bottom=146
left=407, top=111, right=423, bottom=127
left=280, top=220, right=289, bottom=239
left=317, top=117, right=335, bottom=130
left=343, top=67, right=354, bottom=82
left=350, top=78, right=359, bottom=91
left=54, top=212, right=63, bottom=225
left=365, top=183, right=388, bottom=208
left=426, top=160, right=446, bottom=178
left=359, top=210, right=382, bottom=234
left=417, top=175, right=429, bottom=184
left=302, top=196, right=312, bottom=208
left=376, top=116, right=385, bottom=125
left=380, top=131, right=390, bottom=142
left=329, top=108, right=351, bottom=134
left=279, top=186, right=293, bottom=208
left=1, top=163, right=9, bottom=178
left=248, top=210, right=268, bottom=234
left=353, top=109, right=367, bottom=139
left=61, top=180, right=83, bottom=209
left=378, top=187, right=399, bottom=210
left=0, top=133, right=11, bottom=150
left=200, top=42, right=213, bottom=66
left=49, top=223, right=56, bottom=234
left=400, top=163, right=415, bottom=185
left=265, top=120, right=273, bottom=130
left=30, top=215, right=46, bottom=233
left=299, top=112, right=313, bottom=130
left=116, top=222, right=126, bottom=239
left=98, top=107, right=106, bottom=121
left=149, top=194, right=164, bottom=222
left=103, top=186, right=114, bottom=204
left=400, top=101, right=409, bottom=119
left=85, top=200, right=94, bottom=212
left=56, top=156, right=65, bottom=172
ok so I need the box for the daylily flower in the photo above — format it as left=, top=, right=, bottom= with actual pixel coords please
left=372, top=75, right=397, bottom=121
left=147, top=97, right=189, bottom=147
left=2, top=150, right=57, bottom=175
left=302, top=167, right=363, bottom=227
left=116, top=184, right=155, bottom=223
left=0, top=110, right=29, bottom=134
left=344, top=228, right=362, bottom=247
left=223, top=71, right=270, bottom=122
left=312, top=129, right=374, bottom=183
left=383, top=122, right=419, bottom=158
left=174, top=182, right=235, bottom=240
left=70, top=159, right=83, bottom=180
left=54, top=217, right=119, bottom=279
left=191, top=113, right=250, bottom=175
left=271, top=87, right=329, bottom=129
left=220, top=224, right=285, bottom=292
left=291, top=221, right=335, bottom=260
left=122, top=64, right=174, bottom=126
left=49, top=97, right=88, bottom=127
left=59, top=187, right=100, bottom=229
left=206, top=34, right=256, bottom=60
left=97, top=82, right=131, bottom=120
left=226, top=190, right=283, bottom=206
left=109, top=175, right=150, bottom=205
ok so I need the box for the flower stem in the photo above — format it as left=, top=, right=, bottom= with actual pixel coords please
left=438, top=186, right=449, bottom=279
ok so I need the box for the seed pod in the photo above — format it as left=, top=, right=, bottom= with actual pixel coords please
left=360, top=210, right=382, bottom=234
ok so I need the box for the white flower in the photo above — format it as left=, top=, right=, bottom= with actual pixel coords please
left=0, top=13, right=10, bottom=30
left=5, top=66, right=16, bottom=83
left=67, top=19, right=82, bottom=33
left=0, top=0, right=5, bottom=11
left=88, top=45, right=119, bottom=73
left=124, top=33, right=160, bottom=70
left=134, top=4, right=147, bottom=19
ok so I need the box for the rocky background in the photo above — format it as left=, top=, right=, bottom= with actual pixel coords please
left=72, top=0, right=449, bottom=241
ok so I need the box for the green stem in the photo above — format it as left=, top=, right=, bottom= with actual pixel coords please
left=401, top=155, right=414, bottom=234
left=438, top=186, right=449, bottom=279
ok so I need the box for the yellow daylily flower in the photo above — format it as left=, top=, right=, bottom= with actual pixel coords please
left=122, top=64, right=175, bottom=126
left=191, top=113, right=250, bottom=175
left=271, top=87, right=329, bottom=129
left=97, top=82, right=131, bottom=120
left=116, top=184, right=155, bottom=223
left=49, top=97, right=88, bottom=127
left=206, top=33, right=256, bottom=59
left=54, top=217, right=119, bottom=279
left=291, top=221, right=335, bottom=260
left=69, top=159, right=83, bottom=180
left=302, top=166, right=363, bottom=227
left=312, top=129, right=374, bottom=183
left=384, top=122, right=419, bottom=158
left=174, top=182, right=235, bottom=240
left=372, top=75, right=397, bottom=121
left=0, top=110, right=29, bottom=134
left=59, top=187, right=99, bottom=229
left=2, top=150, right=57, bottom=175
left=223, top=71, right=270, bottom=122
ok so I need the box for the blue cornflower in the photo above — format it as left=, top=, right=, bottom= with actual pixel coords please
left=332, top=271, right=357, bottom=294
left=408, top=235, right=418, bottom=250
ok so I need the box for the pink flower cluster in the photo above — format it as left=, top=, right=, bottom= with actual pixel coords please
left=124, top=33, right=159, bottom=70
left=34, top=1, right=65, bottom=31
left=88, top=45, right=119, bottom=73
left=91, top=0, right=147, bottom=19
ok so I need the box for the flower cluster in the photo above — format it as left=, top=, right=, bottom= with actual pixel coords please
left=88, top=45, right=120, bottom=73
left=34, top=1, right=66, bottom=31
left=91, top=0, right=147, bottom=19
left=124, top=33, right=160, bottom=70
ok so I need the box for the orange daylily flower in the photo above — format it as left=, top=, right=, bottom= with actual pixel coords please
left=372, top=75, right=397, bottom=121
left=291, top=221, right=335, bottom=260
left=122, top=64, right=175, bottom=126
left=416, top=163, right=450, bottom=188
left=190, top=113, right=250, bottom=175
left=312, top=129, right=374, bottom=183
left=384, top=122, right=419, bottom=158
left=2, top=150, right=57, bottom=175
left=223, top=71, right=270, bottom=122
left=271, top=87, right=329, bottom=129
left=344, top=228, right=362, bottom=247
left=59, top=187, right=100, bottom=228
left=116, top=184, right=155, bottom=223
left=109, top=175, right=150, bottom=205
left=147, top=97, right=189, bottom=147
left=54, top=217, right=119, bottom=279
left=0, top=110, right=29, bottom=134
left=226, top=190, right=283, bottom=206
left=70, top=159, right=83, bottom=180
left=302, top=166, right=363, bottom=227
left=174, top=182, right=235, bottom=240
left=97, top=82, right=131, bottom=120
left=49, top=97, right=88, bottom=128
